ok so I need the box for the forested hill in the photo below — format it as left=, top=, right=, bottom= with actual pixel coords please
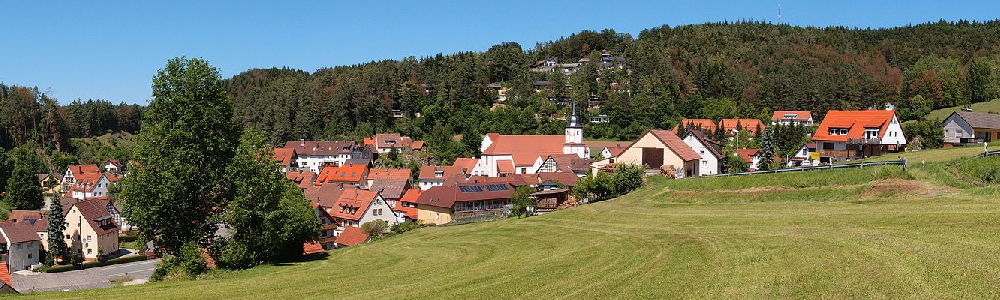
left=227, top=20, right=1000, bottom=148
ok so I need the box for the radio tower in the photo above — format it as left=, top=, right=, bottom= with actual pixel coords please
left=778, top=4, right=782, bottom=23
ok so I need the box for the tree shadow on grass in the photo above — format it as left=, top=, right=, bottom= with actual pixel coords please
left=273, top=252, right=329, bottom=267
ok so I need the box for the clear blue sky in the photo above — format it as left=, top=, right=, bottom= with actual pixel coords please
left=2, top=0, right=998, bottom=105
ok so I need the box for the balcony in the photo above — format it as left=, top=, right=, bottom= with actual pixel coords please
left=846, top=138, right=881, bottom=145
left=818, top=149, right=855, bottom=158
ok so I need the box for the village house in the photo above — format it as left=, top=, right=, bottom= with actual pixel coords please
left=417, top=165, right=465, bottom=190
left=67, top=173, right=112, bottom=200
left=0, top=222, right=42, bottom=271
left=315, top=164, right=369, bottom=188
left=614, top=130, right=702, bottom=177
left=6, top=211, right=47, bottom=250
left=328, top=188, right=397, bottom=234
left=281, top=140, right=372, bottom=173
left=674, top=118, right=766, bottom=135
left=369, top=179, right=409, bottom=209
left=286, top=170, right=317, bottom=190
left=61, top=164, right=101, bottom=192
left=452, top=158, right=483, bottom=176
left=771, top=111, right=815, bottom=126
left=788, top=143, right=819, bottom=167
left=366, top=168, right=412, bottom=187
left=600, top=144, right=628, bottom=160
left=683, top=130, right=723, bottom=176
left=735, top=149, right=763, bottom=172
left=478, top=103, right=588, bottom=177
left=273, top=148, right=298, bottom=173
left=813, top=110, right=906, bottom=162
left=311, top=204, right=338, bottom=250
left=102, top=159, right=123, bottom=175
left=942, top=111, right=1000, bottom=145
left=64, top=199, right=120, bottom=261
left=414, top=182, right=516, bottom=225
left=334, top=226, right=370, bottom=248
left=396, top=189, right=421, bottom=223
left=535, top=154, right=592, bottom=177
left=363, top=133, right=425, bottom=153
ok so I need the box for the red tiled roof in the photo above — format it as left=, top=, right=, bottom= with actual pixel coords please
left=67, top=164, right=101, bottom=175
left=329, top=188, right=378, bottom=221
left=273, top=148, right=296, bottom=166
left=685, top=130, right=724, bottom=159
left=70, top=173, right=107, bottom=193
left=286, top=171, right=315, bottom=184
left=70, top=199, right=118, bottom=235
left=335, top=226, right=369, bottom=247
left=674, top=119, right=766, bottom=134
left=302, top=240, right=324, bottom=255
left=771, top=111, right=813, bottom=121
left=634, top=130, right=701, bottom=162
left=546, top=154, right=592, bottom=172
left=736, top=149, right=760, bottom=163
left=362, top=137, right=375, bottom=147
left=8, top=210, right=47, bottom=233
left=0, top=221, right=42, bottom=243
left=369, top=179, right=409, bottom=200
left=0, top=263, right=9, bottom=287
left=304, top=184, right=347, bottom=208
left=418, top=165, right=464, bottom=181
left=398, top=189, right=421, bottom=220
left=813, top=110, right=897, bottom=142
left=411, top=141, right=425, bottom=150
left=316, top=165, right=367, bottom=184
left=452, top=158, right=478, bottom=173
left=481, top=134, right=571, bottom=166
left=605, top=144, right=628, bottom=157
left=368, top=168, right=411, bottom=181
left=497, top=160, right=515, bottom=174
left=415, top=183, right=516, bottom=209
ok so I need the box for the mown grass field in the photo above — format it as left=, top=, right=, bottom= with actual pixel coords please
left=19, top=149, right=1000, bottom=299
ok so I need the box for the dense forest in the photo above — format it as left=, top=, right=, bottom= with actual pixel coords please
left=5, top=20, right=1000, bottom=168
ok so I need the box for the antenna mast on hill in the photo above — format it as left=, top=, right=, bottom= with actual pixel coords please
left=778, top=4, right=782, bottom=24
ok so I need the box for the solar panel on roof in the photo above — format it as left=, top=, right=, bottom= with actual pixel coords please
left=485, top=184, right=508, bottom=191
left=459, top=186, right=484, bottom=193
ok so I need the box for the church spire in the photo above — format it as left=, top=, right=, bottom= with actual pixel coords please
left=567, top=100, right=582, bottom=129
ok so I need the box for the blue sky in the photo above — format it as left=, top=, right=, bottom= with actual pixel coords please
left=2, top=1, right=998, bottom=105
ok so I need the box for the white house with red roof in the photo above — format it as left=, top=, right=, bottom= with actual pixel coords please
left=281, top=140, right=372, bottom=173
left=61, top=164, right=101, bottom=192
left=327, top=188, right=396, bottom=235
left=683, top=130, right=723, bottom=176
left=67, top=173, right=112, bottom=200
left=0, top=222, right=42, bottom=271
left=771, top=111, right=814, bottom=126
left=813, top=110, right=906, bottom=162
left=479, top=103, right=589, bottom=177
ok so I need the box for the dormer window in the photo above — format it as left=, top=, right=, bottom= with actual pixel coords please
left=864, top=128, right=880, bottom=139
left=434, top=171, right=444, bottom=177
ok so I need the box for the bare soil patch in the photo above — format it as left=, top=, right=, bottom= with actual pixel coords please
left=860, top=179, right=929, bottom=198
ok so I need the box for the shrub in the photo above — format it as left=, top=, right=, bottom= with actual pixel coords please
left=151, top=241, right=207, bottom=281
left=361, top=220, right=389, bottom=239
left=390, top=221, right=423, bottom=235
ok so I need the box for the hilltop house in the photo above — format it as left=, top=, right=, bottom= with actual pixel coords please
left=771, top=111, right=814, bottom=126
left=67, top=173, right=112, bottom=200
left=280, top=141, right=372, bottom=173
left=0, top=222, right=42, bottom=271
left=363, top=133, right=425, bottom=153
left=478, top=103, right=588, bottom=177
left=102, top=159, right=123, bottom=175
left=813, top=110, right=906, bottom=162
left=683, top=130, right=723, bottom=176
left=61, top=165, right=101, bottom=192
left=615, top=130, right=702, bottom=177
left=64, top=199, right=119, bottom=261
left=414, top=182, right=516, bottom=225
left=942, top=111, right=1000, bottom=145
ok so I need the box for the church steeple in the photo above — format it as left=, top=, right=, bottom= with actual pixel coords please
left=567, top=100, right=582, bottom=129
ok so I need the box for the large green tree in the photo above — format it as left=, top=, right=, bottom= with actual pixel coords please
left=119, top=57, right=239, bottom=257
left=45, top=197, right=67, bottom=266
left=216, top=130, right=318, bottom=269
left=4, top=148, right=44, bottom=210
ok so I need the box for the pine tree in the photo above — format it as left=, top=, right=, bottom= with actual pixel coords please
left=119, top=57, right=238, bottom=259
left=758, top=127, right=777, bottom=171
left=46, top=197, right=67, bottom=266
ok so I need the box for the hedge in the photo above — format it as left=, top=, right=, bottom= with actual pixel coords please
left=34, top=254, right=149, bottom=273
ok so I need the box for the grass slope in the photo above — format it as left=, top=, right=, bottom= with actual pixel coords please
left=21, top=151, right=1000, bottom=299
left=926, top=98, right=1000, bottom=121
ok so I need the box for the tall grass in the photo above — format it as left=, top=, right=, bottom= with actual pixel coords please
left=949, top=156, right=1000, bottom=186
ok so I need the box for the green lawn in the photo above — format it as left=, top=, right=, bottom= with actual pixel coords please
left=925, top=98, right=1000, bottom=120
left=19, top=156, right=1000, bottom=299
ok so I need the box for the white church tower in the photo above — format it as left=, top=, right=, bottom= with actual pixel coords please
left=563, top=101, right=588, bottom=158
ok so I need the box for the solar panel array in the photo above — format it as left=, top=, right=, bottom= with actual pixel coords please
left=485, top=184, right=509, bottom=191
left=459, top=186, right=484, bottom=193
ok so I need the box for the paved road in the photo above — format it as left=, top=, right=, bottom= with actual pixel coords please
left=11, top=258, right=160, bottom=293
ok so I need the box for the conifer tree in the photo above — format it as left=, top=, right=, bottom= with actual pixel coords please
left=5, top=148, right=43, bottom=210
left=46, top=198, right=67, bottom=266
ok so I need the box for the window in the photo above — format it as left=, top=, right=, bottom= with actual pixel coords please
left=839, top=129, right=848, bottom=135
left=699, top=150, right=705, bottom=154
left=435, top=213, right=440, bottom=220
left=701, top=160, right=707, bottom=167
left=823, top=143, right=834, bottom=150
left=16, top=244, right=22, bottom=250
left=28, top=253, right=32, bottom=259
left=88, top=249, right=93, bottom=255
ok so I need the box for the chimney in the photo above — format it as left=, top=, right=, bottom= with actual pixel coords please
left=300, top=139, right=305, bottom=147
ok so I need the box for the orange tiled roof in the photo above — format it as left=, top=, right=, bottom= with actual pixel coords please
left=273, top=148, right=296, bottom=166
left=368, top=168, right=411, bottom=181
left=481, top=134, right=572, bottom=166
left=418, top=165, right=464, bottom=181
left=735, top=149, right=760, bottom=163
left=398, top=189, right=421, bottom=220
left=813, top=110, right=897, bottom=142
left=628, top=130, right=702, bottom=162
left=411, top=141, right=425, bottom=150
left=452, top=158, right=478, bottom=173
left=335, top=226, right=370, bottom=247
left=329, top=188, right=378, bottom=221
left=0, top=263, right=9, bottom=287
left=303, top=240, right=324, bottom=255
left=67, top=164, right=101, bottom=176
left=316, top=165, right=367, bottom=184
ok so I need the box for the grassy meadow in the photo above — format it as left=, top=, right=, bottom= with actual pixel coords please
left=18, top=150, right=1000, bottom=299
left=925, top=98, right=1000, bottom=120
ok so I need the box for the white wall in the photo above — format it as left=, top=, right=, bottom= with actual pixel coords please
left=880, top=115, right=907, bottom=146
left=943, top=114, right=974, bottom=144
left=682, top=135, right=718, bottom=176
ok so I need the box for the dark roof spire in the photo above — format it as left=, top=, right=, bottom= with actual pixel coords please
left=567, top=100, right=582, bottom=129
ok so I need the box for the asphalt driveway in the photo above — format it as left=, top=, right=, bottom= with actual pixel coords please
left=11, top=258, right=160, bottom=293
